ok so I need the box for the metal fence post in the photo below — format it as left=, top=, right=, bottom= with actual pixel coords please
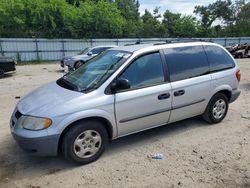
left=239, top=38, right=241, bottom=45
left=0, top=40, right=3, bottom=56
left=35, top=39, right=39, bottom=61
left=224, top=38, right=227, bottom=46
left=116, top=38, right=119, bottom=46
left=62, top=39, right=65, bottom=57
left=90, top=39, right=93, bottom=47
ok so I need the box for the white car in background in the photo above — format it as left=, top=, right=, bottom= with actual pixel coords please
left=61, top=45, right=118, bottom=70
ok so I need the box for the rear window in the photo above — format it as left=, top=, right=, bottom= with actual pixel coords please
left=164, top=46, right=209, bottom=82
left=203, top=45, right=235, bottom=72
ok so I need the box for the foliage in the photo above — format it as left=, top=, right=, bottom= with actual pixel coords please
left=0, top=0, right=249, bottom=38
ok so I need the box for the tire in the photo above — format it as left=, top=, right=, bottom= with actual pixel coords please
left=62, top=120, right=108, bottom=165
left=202, top=93, right=229, bottom=124
left=0, top=68, right=4, bottom=78
left=74, top=61, right=84, bottom=69
left=238, top=53, right=243, bottom=58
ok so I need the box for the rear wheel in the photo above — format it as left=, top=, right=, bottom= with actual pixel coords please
left=0, top=68, right=4, bottom=78
left=62, top=120, right=108, bottom=165
left=203, top=93, right=229, bottom=124
left=74, top=61, right=84, bottom=69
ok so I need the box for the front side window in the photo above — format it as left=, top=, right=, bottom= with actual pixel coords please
left=164, top=46, right=209, bottom=82
left=61, top=50, right=131, bottom=92
left=119, top=52, right=165, bottom=89
left=78, top=48, right=90, bottom=55
left=204, top=45, right=235, bottom=72
left=91, top=47, right=106, bottom=54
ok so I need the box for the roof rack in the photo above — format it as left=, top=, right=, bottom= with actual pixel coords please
left=124, top=39, right=144, bottom=46
left=153, top=39, right=213, bottom=46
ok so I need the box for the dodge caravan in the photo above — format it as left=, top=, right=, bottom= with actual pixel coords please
left=10, top=42, right=241, bottom=164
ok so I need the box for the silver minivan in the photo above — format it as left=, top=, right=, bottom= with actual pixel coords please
left=10, top=42, right=241, bottom=164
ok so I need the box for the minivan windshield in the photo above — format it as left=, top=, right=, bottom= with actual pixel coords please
left=61, top=50, right=132, bottom=92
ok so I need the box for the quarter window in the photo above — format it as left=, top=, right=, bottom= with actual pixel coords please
left=119, top=52, right=165, bottom=89
left=164, top=46, right=209, bottom=82
left=204, top=45, right=235, bottom=72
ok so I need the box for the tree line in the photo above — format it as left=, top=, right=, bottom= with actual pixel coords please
left=0, top=0, right=249, bottom=38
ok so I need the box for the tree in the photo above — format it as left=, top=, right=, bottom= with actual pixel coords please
left=140, top=8, right=164, bottom=37
left=194, top=0, right=234, bottom=36
left=115, top=0, right=141, bottom=37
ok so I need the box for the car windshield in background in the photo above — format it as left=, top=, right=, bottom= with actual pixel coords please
left=78, top=48, right=90, bottom=55
left=63, top=50, right=131, bottom=92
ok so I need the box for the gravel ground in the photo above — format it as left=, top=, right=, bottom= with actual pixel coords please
left=0, top=60, right=250, bottom=188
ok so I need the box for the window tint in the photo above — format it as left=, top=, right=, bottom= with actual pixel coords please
left=164, top=46, right=209, bottom=82
left=204, top=45, right=235, bottom=72
left=91, top=47, right=106, bottom=54
left=119, top=52, right=165, bottom=89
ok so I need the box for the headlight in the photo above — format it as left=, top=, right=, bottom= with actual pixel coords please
left=19, top=116, right=52, bottom=131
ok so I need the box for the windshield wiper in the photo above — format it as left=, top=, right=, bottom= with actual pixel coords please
left=59, top=77, right=80, bottom=92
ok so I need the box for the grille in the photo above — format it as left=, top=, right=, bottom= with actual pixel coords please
left=15, top=110, right=22, bottom=119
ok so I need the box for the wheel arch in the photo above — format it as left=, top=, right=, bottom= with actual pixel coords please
left=74, top=60, right=85, bottom=68
left=58, top=116, right=114, bottom=154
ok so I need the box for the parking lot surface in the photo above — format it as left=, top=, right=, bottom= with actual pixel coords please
left=0, top=60, right=250, bottom=188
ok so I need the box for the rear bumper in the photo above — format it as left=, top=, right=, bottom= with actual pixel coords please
left=12, top=133, right=60, bottom=156
left=230, top=89, right=241, bottom=103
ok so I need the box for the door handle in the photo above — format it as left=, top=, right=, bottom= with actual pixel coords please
left=158, top=93, right=170, bottom=100
left=174, top=90, right=185, bottom=97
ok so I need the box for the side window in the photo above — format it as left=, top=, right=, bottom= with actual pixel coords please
left=119, top=52, right=165, bottom=89
left=204, top=45, right=235, bottom=72
left=91, top=48, right=104, bottom=54
left=164, top=46, right=209, bottom=82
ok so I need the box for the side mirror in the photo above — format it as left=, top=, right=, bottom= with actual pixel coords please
left=111, top=79, right=130, bottom=93
left=87, top=52, right=93, bottom=56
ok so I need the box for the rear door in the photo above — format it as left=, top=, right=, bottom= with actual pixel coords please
left=115, top=52, right=172, bottom=137
left=164, top=45, right=212, bottom=123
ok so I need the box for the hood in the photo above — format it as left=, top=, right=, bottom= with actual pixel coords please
left=72, top=54, right=90, bottom=61
left=17, top=82, right=83, bottom=116
left=0, top=56, right=14, bottom=62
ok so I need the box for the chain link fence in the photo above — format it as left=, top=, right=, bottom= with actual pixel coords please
left=0, top=37, right=250, bottom=62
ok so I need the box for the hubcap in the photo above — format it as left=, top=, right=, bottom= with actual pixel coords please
left=212, top=99, right=226, bottom=120
left=73, top=130, right=102, bottom=159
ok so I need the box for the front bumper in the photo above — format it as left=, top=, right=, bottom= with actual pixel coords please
left=12, top=132, right=60, bottom=156
left=230, top=89, right=241, bottom=103
left=60, top=61, right=65, bottom=68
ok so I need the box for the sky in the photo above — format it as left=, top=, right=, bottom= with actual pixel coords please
left=139, top=0, right=220, bottom=16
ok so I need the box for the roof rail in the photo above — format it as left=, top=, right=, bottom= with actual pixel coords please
left=124, top=39, right=144, bottom=46
left=153, top=39, right=214, bottom=46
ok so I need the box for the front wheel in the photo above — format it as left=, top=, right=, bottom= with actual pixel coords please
left=62, top=120, right=108, bottom=165
left=203, top=93, right=229, bottom=124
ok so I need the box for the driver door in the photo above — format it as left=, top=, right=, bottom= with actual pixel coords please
left=114, top=52, right=172, bottom=137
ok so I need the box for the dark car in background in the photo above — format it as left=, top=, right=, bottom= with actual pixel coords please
left=0, top=56, right=16, bottom=78
left=226, top=44, right=250, bottom=58
left=61, top=45, right=118, bottom=70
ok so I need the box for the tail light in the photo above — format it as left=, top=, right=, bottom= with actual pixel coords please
left=236, top=70, right=241, bottom=82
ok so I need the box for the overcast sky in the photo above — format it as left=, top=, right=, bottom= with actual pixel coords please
left=139, top=0, right=221, bottom=16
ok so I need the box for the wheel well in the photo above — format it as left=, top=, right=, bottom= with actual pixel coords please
left=58, top=117, right=113, bottom=154
left=74, top=60, right=85, bottom=67
left=217, top=90, right=231, bottom=101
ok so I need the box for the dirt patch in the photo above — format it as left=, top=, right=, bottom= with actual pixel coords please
left=0, top=155, right=17, bottom=184
left=240, top=83, right=250, bottom=91
left=0, top=61, right=250, bottom=187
